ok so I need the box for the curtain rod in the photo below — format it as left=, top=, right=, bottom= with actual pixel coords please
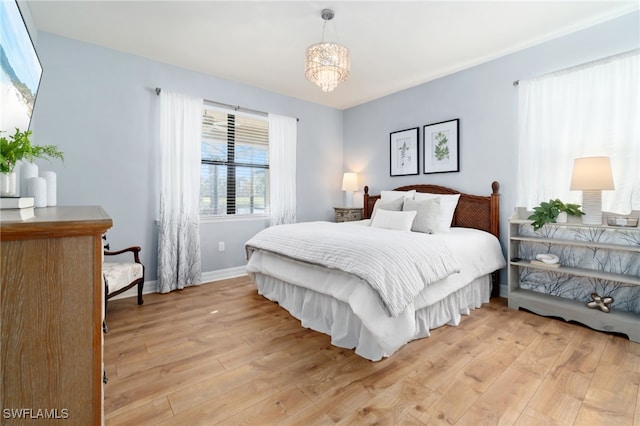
left=155, top=87, right=299, bottom=121
left=511, top=48, right=638, bottom=88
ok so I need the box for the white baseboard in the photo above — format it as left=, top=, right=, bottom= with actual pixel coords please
left=201, top=266, right=247, bottom=283
left=108, top=265, right=248, bottom=301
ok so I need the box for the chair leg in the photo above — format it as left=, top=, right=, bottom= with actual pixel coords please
left=104, top=283, right=109, bottom=313
left=103, top=295, right=109, bottom=333
left=137, top=281, right=144, bottom=305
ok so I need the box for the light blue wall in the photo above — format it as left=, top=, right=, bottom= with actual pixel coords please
left=29, top=33, right=343, bottom=280
left=343, top=11, right=639, bottom=291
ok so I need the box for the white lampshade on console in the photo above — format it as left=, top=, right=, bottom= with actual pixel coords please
left=570, top=156, right=615, bottom=225
left=342, top=172, right=359, bottom=207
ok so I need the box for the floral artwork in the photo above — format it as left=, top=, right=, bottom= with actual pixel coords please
left=424, top=119, right=459, bottom=174
left=397, top=138, right=412, bottom=168
left=390, top=128, right=419, bottom=176
left=433, top=130, right=450, bottom=161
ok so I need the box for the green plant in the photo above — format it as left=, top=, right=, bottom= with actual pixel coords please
left=433, top=131, right=450, bottom=161
left=528, top=199, right=585, bottom=231
left=0, top=128, right=64, bottom=174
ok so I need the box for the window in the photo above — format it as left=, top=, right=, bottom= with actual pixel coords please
left=517, top=49, right=639, bottom=214
left=200, top=104, right=269, bottom=216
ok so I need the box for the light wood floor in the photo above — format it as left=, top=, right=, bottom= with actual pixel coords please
left=104, top=276, right=640, bottom=425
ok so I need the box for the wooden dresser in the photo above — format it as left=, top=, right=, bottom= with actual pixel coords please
left=1, top=206, right=112, bottom=424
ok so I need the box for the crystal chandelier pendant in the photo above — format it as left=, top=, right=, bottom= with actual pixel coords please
left=305, top=9, right=350, bottom=92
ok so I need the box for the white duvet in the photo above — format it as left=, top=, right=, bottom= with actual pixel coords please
left=246, top=221, right=460, bottom=317
left=246, top=224, right=506, bottom=360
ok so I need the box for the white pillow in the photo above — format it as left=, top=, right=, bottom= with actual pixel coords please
left=380, top=189, right=416, bottom=201
left=403, top=197, right=440, bottom=234
left=370, top=197, right=405, bottom=222
left=413, top=193, right=461, bottom=232
left=370, top=209, right=417, bottom=231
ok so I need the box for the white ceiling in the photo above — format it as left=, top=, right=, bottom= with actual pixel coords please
left=26, top=1, right=639, bottom=110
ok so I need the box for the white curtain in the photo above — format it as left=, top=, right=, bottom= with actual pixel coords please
left=517, top=49, right=640, bottom=214
left=158, top=91, right=203, bottom=293
left=268, top=113, right=297, bottom=225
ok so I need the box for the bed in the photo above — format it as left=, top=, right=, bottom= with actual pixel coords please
left=245, top=182, right=506, bottom=361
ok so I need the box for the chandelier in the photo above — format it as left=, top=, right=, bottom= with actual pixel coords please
left=305, top=9, right=350, bottom=92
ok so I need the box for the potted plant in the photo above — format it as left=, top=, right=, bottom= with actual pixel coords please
left=528, top=199, right=584, bottom=231
left=0, top=128, right=64, bottom=197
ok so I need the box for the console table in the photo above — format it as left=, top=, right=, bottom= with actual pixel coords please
left=508, top=207, right=640, bottom=342
left=1, top=206, right=112, bottom=424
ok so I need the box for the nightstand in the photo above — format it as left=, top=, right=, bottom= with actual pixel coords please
left=334, top=207, right=363, bottom=223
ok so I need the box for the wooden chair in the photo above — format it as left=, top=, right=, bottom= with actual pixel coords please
left=103, top=245, right=145, bottom=331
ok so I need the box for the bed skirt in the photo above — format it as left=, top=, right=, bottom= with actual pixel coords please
left=253, top=274, right=491, bottom=361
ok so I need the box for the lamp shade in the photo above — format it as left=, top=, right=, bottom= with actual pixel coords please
left=570, top=156, right=615, bottom=190
left=341, top=172, right=358, bottom=192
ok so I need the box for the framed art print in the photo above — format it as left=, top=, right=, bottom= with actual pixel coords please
left=423, top=119, right=459, bottom=174
left=390, top=127, right=419, bottom=176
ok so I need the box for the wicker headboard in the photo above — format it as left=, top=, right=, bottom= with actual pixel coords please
left=363, top=181, right=501, bottom=240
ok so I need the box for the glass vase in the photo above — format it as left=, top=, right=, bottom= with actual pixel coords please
left=0, top=172, right=18, bottom=197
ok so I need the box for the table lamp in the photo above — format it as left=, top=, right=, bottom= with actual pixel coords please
left=570, top=156, right=614, bottom=225
left=342, top=172, right=358, bottom=207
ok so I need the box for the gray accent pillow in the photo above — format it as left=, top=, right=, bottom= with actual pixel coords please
left=370, top=197, right=405, bottom=222
left=402, top=197, right=441, bottom=233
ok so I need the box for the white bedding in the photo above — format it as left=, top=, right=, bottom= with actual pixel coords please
left=246, top=225, right=506, bottom=360
left=246, top=221, right=460, bottom=317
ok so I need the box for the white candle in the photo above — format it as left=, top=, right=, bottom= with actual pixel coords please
left=40, top=171, right=57, bottom=206
left=28, top=177, right=47, bottom=208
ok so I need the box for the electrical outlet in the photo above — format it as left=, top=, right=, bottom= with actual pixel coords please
left=218, top=241, right=225, bottom=252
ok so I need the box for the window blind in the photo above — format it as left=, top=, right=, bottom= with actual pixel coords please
left=200, top=105, right=269, bottom=216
